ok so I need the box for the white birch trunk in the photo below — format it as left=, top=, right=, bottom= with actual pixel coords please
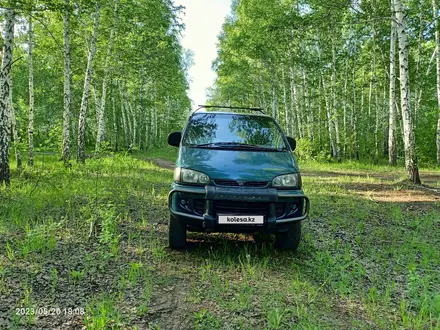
left=343, top=63, right=348, bottom=157
left=8, top=72, right=21, bottom=168
left=259, top=69, right=267, bottom=111
left=413, top=5, right=423, bottom=128
left=77, top=6, right=100, bottom=163
left=352, top=61, right=359, bottom=160
left=318, top=78, right=322, bottom=149
left=145, top=80, right=150, bottom=149
left=62, top=0, right=72, bottom=166
left=92, top=85, right=101, bottom=135
left=138, top=87, right=143, bottom=150
left=0, top=8, right=15, bottom=186
left=373, top=24, right=380, bottom=164
left=28, top=16, right=35, bottom=166
left=129, top=101, right=136, bottom=147
left=433, top=0, right=440, bottom=164
left=288, top=60, right=297, bottom=137
left=96, top=3, right=117, bottom=152
left=292, top=72, right=302, bottom=139
left=118, top=83, right=129, bottom=148
left=272, top=65, right=279, bottom=122
left=394, top=0, right=421, bottom=183
left=322, top=75, right=336, bottom=156
left=303, top=69, right=312, bottom=141
left=331, top=37, right=341, bottom=161
left=389, top=7, right=397, bottom=165
left=281, top=65, right=289, bottom=135
left=121, top=100, right=128, bottom=147
left=288, top=49, right=297, bottom=137
left=112, top=84, right=118, bottom=151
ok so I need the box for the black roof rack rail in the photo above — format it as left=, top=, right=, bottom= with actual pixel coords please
left=195, top=105, right=265, bottom=114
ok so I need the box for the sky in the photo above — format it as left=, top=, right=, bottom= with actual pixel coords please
left=174, top=0, right=232, bottom=108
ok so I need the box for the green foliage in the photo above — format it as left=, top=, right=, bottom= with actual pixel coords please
left=194, top=309, right=222, bottom=330
left=84, top=295, right=121, bottom=330
left=9, top=0, right=191, bottom=159
left=209, top=0, right=440, bottom=166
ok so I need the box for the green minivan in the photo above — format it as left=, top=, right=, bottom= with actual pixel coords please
left=167, top=106, right=309, bottom=250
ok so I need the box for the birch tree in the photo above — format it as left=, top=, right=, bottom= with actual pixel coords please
left=0, top=8, right=15, bottom=186
left=62, top=0, right=71, bottom=166
left=28, top=15, right=35, bottom=166
left=433, top=0, right=440, bottom=164
left=95, top=2, right=117, bottom=153
left=394, top=0, right=421, bottom=184
left=77, top=6, right=101, bottom=163
left=388, top=5, right=397, bottom=166
left=8, top=72, right=21, bottom=168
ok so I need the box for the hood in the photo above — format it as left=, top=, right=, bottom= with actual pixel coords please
left=177, top=147, right=298, bottom=182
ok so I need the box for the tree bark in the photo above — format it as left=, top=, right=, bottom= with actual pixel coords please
left=394, top=0, right=421, bottom=184
left=389, top=6, right=397, bottom=165
left=303, top=69, right=312, bottom=141
left=322, top=75, right=336, bottom=157
left=343, top=62, right=348, bottom=157
left=8, top=72, right=21, bottom=168
left=144, top=80, right=150, bottom=149
left=62, top=0, right=72, bottom=166
left=281, top=65, right=289, bottom=135
left=331, top=35, right=341, bottom=161
left=28, top=16, right=35, bottom=167
left=352, top=60, right=359, bottom=160
left=77, top=6, right=100, bottom=163
left=119, top=83, right=129, bottom=148
left=0, top=9, right=15, bottom=186
left=433, top=0, right=440, bottom=164
left=112, top=83, right=118, bottom=151
left=96, top=3, right=117, bottom=153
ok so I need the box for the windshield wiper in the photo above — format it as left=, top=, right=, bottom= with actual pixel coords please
left=188, top=142, right=285, bottom=151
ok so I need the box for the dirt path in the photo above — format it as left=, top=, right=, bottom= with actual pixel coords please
left=146, top=158, right=175, bottom=170
left=146, top=157, right=440, bottom=203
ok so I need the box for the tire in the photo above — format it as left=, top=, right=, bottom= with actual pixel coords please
left=275, top=221, right=301, bottom=250
left=169, top=215, right=186, bottom=249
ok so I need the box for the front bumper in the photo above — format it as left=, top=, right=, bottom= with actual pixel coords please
left=168, top=183, right=309, bottom=232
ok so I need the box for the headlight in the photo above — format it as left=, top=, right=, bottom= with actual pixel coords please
left=174, top=167, right=210, bottom=184
left=272, top=173, right=300, bottom=188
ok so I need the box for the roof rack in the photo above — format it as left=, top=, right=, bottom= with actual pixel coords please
left=195, top=105, right=265, bottom=114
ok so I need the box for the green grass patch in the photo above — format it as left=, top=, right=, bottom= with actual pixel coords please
left=0, top=151, right=439, bottom=329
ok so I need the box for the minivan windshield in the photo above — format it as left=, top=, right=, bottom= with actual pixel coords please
left=183, top=113, right=288, bottom=151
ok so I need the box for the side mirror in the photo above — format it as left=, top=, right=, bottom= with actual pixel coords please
left=168, top=131, right=182, bottom=147
left=286, top=136, right=296, bottom=151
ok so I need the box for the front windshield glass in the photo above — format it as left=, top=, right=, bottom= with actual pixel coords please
left=183, top=113, right=287, bottom=150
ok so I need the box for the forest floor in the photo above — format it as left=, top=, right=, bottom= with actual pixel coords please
left=0, top=151, right=440, bottom=329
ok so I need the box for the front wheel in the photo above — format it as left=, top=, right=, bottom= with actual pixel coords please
left=275, top=221, right=301, bottom=250
left=169, top=215, right=186, bottom=249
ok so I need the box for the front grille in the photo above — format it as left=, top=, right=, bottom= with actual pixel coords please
left=244, top=181, right=269, bottom=187
left=214, top=179, right=269, bottom=188
left=214, top=200, right=268, bottom=215
left=214, top=179, right=239, bottom=186
left=183, top=198, right=286, bottom=219
left=214, top=200, right=285, bottom=218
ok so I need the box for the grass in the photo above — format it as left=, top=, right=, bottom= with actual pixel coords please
left=0, top=151, right=439, bottom=329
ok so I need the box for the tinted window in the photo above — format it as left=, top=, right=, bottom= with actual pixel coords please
left=183, top=113, right=287, bottom=150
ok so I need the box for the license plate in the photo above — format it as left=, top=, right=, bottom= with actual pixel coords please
left=218, top=214, right=264, bottom=225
